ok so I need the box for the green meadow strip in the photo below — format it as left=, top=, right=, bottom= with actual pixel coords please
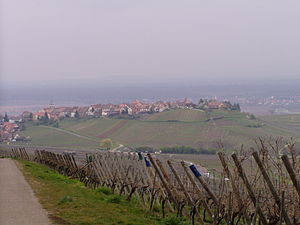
left=18, top=160, right=180, bottom=225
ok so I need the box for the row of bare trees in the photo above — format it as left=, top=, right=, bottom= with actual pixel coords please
left=9, top=138, right=299, bottom=225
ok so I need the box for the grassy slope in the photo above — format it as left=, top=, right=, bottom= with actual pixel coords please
left=21, top=125, right=99, bottom=149
left=19, top=160, right=163, bottom=225
left=20, top=109, right=300, bottom=149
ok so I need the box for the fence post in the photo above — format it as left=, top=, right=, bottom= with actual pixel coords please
left=218, top=152, right=251, bottom=225
left=167, top=160, right=205, bottom=225
left=281, top=155, right=300, bottom=197
left=252, top=152, right=292, bottom=225
left=180, top=161, right=213, bottom=218
left=147, top=154, right=178, bottom=208
left=231, top=153, right=268, bottom=225
left=189, top=165, right=218, bottom=206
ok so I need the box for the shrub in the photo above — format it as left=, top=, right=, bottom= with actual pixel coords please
left=52, top=121, right=59, bottom=128
left=101, top=138, right=113, bottom=150
left=96, top=187, right=113, bottom=195
left=135, top=146, right=155, bottom=153
left=248, top=114, right=256, bottom=120
left=246, top=123, right=262, bottom=128
left=160, top=146, right=216, bottom=155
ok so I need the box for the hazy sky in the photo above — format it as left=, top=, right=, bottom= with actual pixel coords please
left=1, top=0, right=300, bottom=86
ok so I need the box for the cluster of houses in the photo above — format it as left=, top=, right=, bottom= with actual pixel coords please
left=21, top=100, right=170, bottom=121
left=20, top=99, right=240, bottom=122
left=0, top=99, right=240, bottom=143
left=0, top=118, right=29, bottom=142
left=0, top=121, right=19, bottom=141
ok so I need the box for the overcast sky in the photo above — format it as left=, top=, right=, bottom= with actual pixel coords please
left=1, top=0, right=300, bottom=87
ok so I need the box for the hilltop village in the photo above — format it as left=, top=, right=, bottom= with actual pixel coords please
left=0, top=99, right=240, bottom=142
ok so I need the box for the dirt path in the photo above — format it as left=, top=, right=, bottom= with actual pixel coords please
left=0, top=158, right=51, bottom=225
left=109, top=144, right=124, bottom=152
left=40, top=125, right=98, bottom=142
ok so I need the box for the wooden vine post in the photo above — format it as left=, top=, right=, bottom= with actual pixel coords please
left=167, top=160, right=205, bottom=225
left=252, top=152, right=292, bottom=225
left=281, top=154, right=300, bottom=197
left=231, top=153, right=268, bottom=225
left=147, top=154, right=179, bottom=208
left=180, top=161, right=213, bottom=218
left=217, top=152, right=251, bottom=225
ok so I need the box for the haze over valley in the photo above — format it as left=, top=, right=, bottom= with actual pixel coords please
left=2, top=79, right=300, bottom=116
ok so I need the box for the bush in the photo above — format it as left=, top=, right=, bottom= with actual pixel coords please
left=135, top=146, right=155, bottom=153
left=246, top=123, right=262, bottom=128
left=106, top=195, right=122, bottom=204
left=58, top=195, right=73, bottom=205
left=198, top=148, right=217, bottom=155
left=96, top=187, right=113, bottom=195
left=160, top=146, right=216, bottom=155
left=52, top=121, right=59, bottom=128
left=248, top=114, right=256, bottom=120
left=101, top=138, right=113, bottom=150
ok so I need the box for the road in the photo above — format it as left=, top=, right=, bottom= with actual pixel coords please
left=0, top=158, right=52, bottom=225
left=109, top=144, right=124, bottom=152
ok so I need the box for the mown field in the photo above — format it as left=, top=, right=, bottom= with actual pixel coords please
left=19, top=109, right=300, bottom=150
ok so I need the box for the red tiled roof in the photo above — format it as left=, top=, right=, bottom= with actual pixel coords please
left=33, top=112, right=45, bottom=117
left=3, top=122, right=18, bottom=128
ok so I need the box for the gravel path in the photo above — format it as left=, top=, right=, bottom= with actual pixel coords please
left=0, top=158, right=51, bottom=225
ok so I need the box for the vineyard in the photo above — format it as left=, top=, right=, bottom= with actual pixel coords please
left=7, top=138, right=300, bottom=225
left=19, top=109, right=300, bottom=149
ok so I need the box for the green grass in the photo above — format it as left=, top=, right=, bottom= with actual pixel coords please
left=19, top=160, right=165, bottom=225
left=61, top=118, right=121, bottom=138
left=20, top=125, right=99, bottom=149
left=141, top=109, right=208, bottom=122
left=20, top=109, right=300, bottom=150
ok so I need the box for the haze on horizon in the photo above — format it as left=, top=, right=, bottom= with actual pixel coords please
left=1, top=0, right=300, bottom=88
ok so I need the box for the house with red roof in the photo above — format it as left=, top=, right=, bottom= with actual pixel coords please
left=2, top=122, right=19, bottom=133
left=33, top=112, right=46, bottom=120
left=0, top=121, right=20, bottom=142
left=0, top=131, right=13, bottom=141
left=207, top=101, right=228, bottom=110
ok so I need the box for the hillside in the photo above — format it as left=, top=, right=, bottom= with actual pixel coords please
left=260, top=114, right=300, bottom=133
left=18, top=109, right=300, bottom=150
left=19, top=125, right=99, bottom=149
left=19, top=160, right=168, bottom=225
